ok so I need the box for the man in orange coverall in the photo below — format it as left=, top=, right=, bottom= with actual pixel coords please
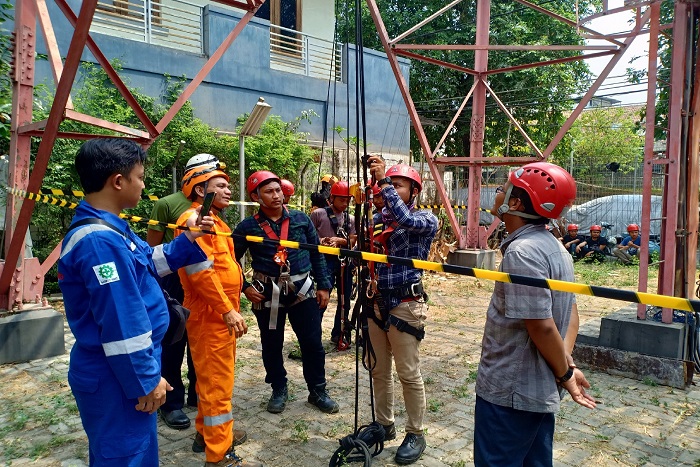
left=175, top=160, right=262, bottom=467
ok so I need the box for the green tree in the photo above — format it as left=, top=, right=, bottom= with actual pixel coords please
left=337, top=0, right=599, bottom=160
left=29, top=62, right=316, bottom=292
left=0, top=0, right=14, bottom=153
left=568, top=107, right=644, bottom=177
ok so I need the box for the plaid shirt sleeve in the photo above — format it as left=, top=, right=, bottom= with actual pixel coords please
left=382, top=185, right=438, bottom=235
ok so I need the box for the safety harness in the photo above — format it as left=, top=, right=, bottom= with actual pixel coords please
left=324, top=206, right=352, bottom=350
left=253, top=213, right=314, bottom=330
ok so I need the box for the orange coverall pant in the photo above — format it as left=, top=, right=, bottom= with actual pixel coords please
left=176, top=206, right=243, bottom=462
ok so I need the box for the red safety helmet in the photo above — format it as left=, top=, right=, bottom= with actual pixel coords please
left=247, top=170, right=280, bottom=195
left=330, top=180, right=351, bottom=197
left=181, top=154, right=228, bottom=199
left=371, top=183, right=382, bottom=196
left=386, top=164, right=422, bottom=191
left=508, top=162, right=576, bottom=219
left=567, top=224, right=579, bottom=231
left=280, top=179, right=295, bottom=197
left=627, top=224, right=640, bottom=232
left=590, top=225, right=602, bottom=232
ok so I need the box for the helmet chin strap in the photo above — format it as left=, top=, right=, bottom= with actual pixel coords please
left=496, top=185, right=542, bottom=220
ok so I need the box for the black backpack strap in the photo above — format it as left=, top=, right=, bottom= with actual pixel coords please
left=324, top=205, right=340, bottom=235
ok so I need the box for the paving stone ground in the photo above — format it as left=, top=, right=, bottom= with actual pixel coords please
left=2, top=272, right=700, bottom=467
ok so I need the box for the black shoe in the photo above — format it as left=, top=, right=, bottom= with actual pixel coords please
left=382, top=422, right=396, bottom=441
left=160, top=409, right=191, bottom=430
left=267, top=386, right=288, bottom=414
left=193, top=429, right=248, bottom=453
left=307, top=384, right=339, bottom=414
left=395, top=433, right=426, bottom=465
left=204, top=450, right=263, bottom=467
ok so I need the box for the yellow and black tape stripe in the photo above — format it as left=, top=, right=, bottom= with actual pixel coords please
left=38, top=187, right=486, bottom=212
left=7, top=185, right=700, bottom=314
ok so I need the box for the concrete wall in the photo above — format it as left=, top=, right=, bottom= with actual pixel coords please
left=25, top=1, right=410, bottom=155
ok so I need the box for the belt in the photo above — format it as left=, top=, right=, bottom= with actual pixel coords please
left=380, top=281, right=424, bottom=300
left=252, top=270, right=313, bottom=330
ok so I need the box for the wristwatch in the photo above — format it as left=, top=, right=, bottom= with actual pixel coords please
left=555, top=366, right=575, bottom=384
left=377, top=176, right=392, bottom=187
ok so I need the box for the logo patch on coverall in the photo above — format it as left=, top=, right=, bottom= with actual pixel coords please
left=93, top=262, right=120, bottom=285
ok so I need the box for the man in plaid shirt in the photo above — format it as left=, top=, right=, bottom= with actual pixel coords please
left=365, top=156, right=438, bottom=465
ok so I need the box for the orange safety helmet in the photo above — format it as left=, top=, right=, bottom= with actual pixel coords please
left=181, top=154, right=228, bottom=199
left=386, top=164, right=422, bottom=191
left=567, top=224, right=579, bottom=231
left=280, top=179, right=295, bottom=197
left=247, top=170, right=281, bottom=195
left=507, top=162, right=576, bottom=219
left=321, top=174, right=339, bottom=184
left=589, top=225, right=602, bottom=232
left=330, top=180, right=351, bottom=197
left=627, top=223, right=640, bottom=232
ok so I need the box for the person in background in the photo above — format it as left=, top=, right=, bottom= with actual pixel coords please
left=372, top=183, right=385, bottom=213
left=475, top=162, right=595, bottom=467
left=234, top=171, right=339, bottom=416
left=147, top=155, right=219, bottom=430
left=175, top=158, right=258, bottom=467
left=310, top=174, right=338, bottom=210
left=366, top=158, right=438, bottom=465
left=578, top=224, right=609, bottom=262
left=280, top=179, right=295, bottom=205
left=613, top=223, right=642, bottom=265
left=561, top=224, right=584, bottom=258
left=310, top=180, right=356, bottom=347
left=59, top=138, right=212, bottom=466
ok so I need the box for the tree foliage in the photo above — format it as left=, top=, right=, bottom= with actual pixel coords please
left=336, top=0, right=600, bottom=161
left=0, top=0, right=14, bottom=152
left=568, top=107, right=644, bottom=177
left=27, top=62, right=316, bottom=282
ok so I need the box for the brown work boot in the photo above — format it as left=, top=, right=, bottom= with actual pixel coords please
left=204, top=450, right=263, bottom=467
left=193, top=429, right=248, bottom=453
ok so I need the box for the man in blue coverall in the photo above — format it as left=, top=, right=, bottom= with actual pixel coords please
left=59, top=139, right=213, bottom=466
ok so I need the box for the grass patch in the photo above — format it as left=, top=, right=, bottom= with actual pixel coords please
left=292, top=420, right=309, bottom=443
left=574, top=259, right=658, bottom=288
left=427, top=398, right=444, bottom=413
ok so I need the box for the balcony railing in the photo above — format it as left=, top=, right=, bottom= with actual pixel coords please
left=270, top=25, right=342, bottom=82
left=91, top=0, right=203, bottom=54
left=89, top=2, right=342, bottom=81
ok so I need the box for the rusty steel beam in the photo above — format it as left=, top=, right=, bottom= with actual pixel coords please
left=484, top=51, right=615, bottom=76
left=433, top=156, right=540, bottom=166
left=390, top=0, right=463, bottom=45
left=637, top=1, right=660, bottom=320
left=156, top=8, right=260, bottom=133
left=64, top=110, right=150, bottom=139
left=394, top=50, right=478, bottom=75
left=0, top=0, right=97, bottom=308
left=482, top=81, right=543, bottom=159
left=513, top=0, right=624, bottom=46
left=36, top=0, right=72, bottom=109
left=542, top=8, right=651, bottom=158
left=686, top=14, right=700, bottom=302
left=2, top=0, right=37, bottom=310
left=54, top=0, right=158, bottom=138
left=19, top=130, right=149, bottom=143
left=365, top=0, right=465, bottom=248
left=393, top=44, right=618, bottom=51
left=433, top=82, right=477, bottom=156
left=464, top=0, right=490, bottom=249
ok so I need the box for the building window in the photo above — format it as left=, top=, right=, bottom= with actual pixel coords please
left=256, top=0, right=302, bottom=56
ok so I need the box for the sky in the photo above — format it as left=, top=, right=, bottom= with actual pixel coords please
left=583, top=1, right=652, bottom=106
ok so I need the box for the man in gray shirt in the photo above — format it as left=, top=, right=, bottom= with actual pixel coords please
left=475, top=162, right=596, bottom=466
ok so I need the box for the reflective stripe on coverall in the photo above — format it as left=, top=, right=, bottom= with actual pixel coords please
left=176, top=205, right=243, bottom=462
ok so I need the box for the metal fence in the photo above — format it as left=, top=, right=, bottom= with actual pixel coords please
left=91, top=0, right=203, bottom=54
left=269, top=25, right=342, bottom=81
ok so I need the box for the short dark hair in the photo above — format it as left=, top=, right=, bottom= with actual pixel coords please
left=75, top=139, right=147, bottom=193
left=510, top=186, right=548, bottom=225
